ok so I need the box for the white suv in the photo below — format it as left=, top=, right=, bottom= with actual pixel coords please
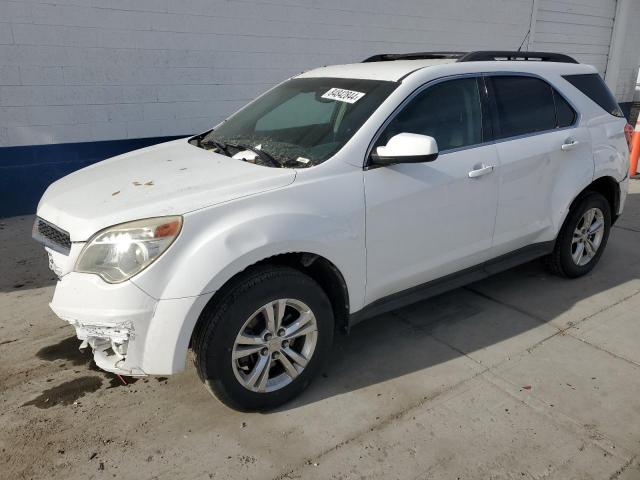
left=34, top=51, right=631, bottom=410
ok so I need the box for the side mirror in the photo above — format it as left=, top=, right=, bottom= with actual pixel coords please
left=370, top=133, right=439, bottom=166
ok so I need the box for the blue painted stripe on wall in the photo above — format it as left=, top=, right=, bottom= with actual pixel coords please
left=0, top=136, right=184, bottom=218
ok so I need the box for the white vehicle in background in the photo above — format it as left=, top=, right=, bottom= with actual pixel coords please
left=34, top=51, right=631, bottom=411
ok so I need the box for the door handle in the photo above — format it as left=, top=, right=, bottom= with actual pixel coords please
left=468, top=164, right=494, bottom=178
left=561, top=140, right=579, bottom=151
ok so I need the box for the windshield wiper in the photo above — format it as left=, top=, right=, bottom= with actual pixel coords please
left=228, top=143, right=283, bottom=168
left=200, top=137, right=230, bottom=155
left=200, top=135, right=284, bottom=167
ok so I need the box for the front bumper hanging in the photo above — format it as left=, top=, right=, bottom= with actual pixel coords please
left=74, top=321, right=146, bottom=377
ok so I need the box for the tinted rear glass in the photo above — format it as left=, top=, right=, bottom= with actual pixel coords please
left=491, top=76, right=556, bottom=139
left=563, top=73, right=624, bottom=117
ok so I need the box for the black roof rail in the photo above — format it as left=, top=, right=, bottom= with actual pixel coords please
left=362, top=52, right=466, bottom=63
left=457, top=50, right=578, bottom=64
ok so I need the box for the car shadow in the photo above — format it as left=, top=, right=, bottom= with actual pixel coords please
left=0, top=215, right=57, bottom=293
left=279, top=188, right=640, bottom=410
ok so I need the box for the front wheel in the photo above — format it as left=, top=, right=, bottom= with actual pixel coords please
left=192, top=266, right=334, bottom=411
left=543, top=192, right=611, bottom=278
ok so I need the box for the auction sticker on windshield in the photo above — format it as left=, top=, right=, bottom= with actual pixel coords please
left=322, top=88, right=365, bottom=104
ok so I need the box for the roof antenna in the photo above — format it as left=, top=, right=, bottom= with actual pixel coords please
left=517, top=27, right=531, bottom=53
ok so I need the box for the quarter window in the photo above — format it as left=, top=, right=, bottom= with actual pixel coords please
left=379, top=77, right=483, bottom=152
left=553, top=90, right=577, bottom=128
left=491, top=76, right=557, bottom=139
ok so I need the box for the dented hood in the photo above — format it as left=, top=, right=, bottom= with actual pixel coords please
left=36, top=138, right=296, bottom=241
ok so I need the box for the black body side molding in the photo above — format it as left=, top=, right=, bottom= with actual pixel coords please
left=348, top=241, right=555, bottom=327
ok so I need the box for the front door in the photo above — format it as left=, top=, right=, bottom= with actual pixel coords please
left=364, top=77, right=500, bottom=304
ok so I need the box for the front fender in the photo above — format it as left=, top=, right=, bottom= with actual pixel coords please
left=131, top=171, right=366, bottom=374
left=137, top=213, right=361, bottom=374
left=132, top=170, right=366, bottom=308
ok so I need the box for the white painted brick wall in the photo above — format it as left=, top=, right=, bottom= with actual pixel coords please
left=532, top=0, right=617, bottom=75
left=614, top=0, right=640, bottom=103
left=0, top=0, right=638, bottom=147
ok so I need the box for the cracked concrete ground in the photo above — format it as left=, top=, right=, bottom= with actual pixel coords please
left=1, top=181, right=640, bottom=480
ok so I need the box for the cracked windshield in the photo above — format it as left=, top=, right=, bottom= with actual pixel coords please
left=193, top=77, right=398, bottom=168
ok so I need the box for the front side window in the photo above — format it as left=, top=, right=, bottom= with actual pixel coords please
left=491, top=76, right=557, bottom=139
left=377, top=77, right=483, bottom=152
left=196, top=77, right=397, bottom=168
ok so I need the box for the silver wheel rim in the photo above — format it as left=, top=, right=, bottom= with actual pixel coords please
left=571, top=207, right=605, bottom=266
left=232, top=299, right=318, bottom=393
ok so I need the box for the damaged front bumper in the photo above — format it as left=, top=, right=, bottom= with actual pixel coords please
left=75, top=321, right=142, bottom=376
left=49, top=266, right=213, bottom=377
left=50, top=272, right=157, bottom=376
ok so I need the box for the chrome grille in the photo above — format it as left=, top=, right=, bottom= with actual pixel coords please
left=32, top=217, right=71, bottom=255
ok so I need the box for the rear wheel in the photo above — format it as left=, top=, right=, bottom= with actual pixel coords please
left=192, top=265, right=334, bottom=411
left=544, top=192, right=611, bottom=278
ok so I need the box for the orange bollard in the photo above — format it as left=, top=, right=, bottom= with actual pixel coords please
left=629, top=119, right=640, bottom=178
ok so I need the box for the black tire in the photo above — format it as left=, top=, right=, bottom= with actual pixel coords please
left=192, top=265, right=334, bottom=411
left=543, top=192, right=611, bottom=278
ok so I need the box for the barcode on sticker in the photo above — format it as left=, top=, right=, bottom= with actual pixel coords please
left=321, top=88, right=365, bottom=104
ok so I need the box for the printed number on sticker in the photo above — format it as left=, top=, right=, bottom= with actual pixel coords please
left=322, top=88, right=365, bottom=104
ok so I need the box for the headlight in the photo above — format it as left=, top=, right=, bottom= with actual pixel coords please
left=75, top=216, right=182, bottom=283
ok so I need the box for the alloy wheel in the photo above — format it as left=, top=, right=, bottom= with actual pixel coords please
left=231, top=299, right=318, bottom=393
left=571, top=207, right=605, bottom=266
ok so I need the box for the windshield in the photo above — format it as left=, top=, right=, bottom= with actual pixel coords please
left=194, top=77, right=398, bottom=168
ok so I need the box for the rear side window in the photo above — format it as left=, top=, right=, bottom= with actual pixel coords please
left=563, top=73, right=624, bottom=118
left=490, top=76, right=556, bottom=139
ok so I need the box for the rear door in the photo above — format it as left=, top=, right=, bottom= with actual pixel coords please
left=487, top=74, right=592, bottom=257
